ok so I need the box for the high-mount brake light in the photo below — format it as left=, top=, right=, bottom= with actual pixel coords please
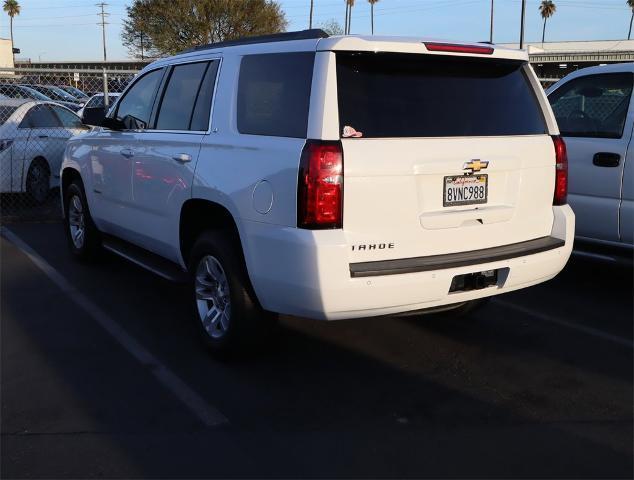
left=424, top=42, right=494, bottom=55
left=297, top=140, right=343, bottom=229
left=552, top=135, right=568, bottom=205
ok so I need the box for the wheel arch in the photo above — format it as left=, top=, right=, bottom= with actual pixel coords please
left=60, top=166, right=83, bottom=216
left=179, top=198, right=245, bottom=268
left=22, top=155, right=50, bottom=191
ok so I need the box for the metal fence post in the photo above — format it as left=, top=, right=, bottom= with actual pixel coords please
left=102, top=67, right=109, bottom=108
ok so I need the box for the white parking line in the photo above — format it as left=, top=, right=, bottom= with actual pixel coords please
left=1, top=227, right=229, bottom=427
left=493, top=298, right=634, bottom=349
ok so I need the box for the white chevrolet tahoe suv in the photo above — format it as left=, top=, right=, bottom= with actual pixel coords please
left=61, top=30, right=575, bottom=354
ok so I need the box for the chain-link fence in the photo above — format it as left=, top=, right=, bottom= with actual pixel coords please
left=0, top=67, right=138, bottom=223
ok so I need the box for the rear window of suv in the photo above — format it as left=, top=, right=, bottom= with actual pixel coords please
left=336, top=52, right=547, bottom=138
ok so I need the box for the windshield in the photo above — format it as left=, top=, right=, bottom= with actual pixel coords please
left=63, top=86, right=87, bottom=98
left=48, top=86, right=79, bottom=102
left=20, top=86, right=52, bottom=101
left=86, top=94, right=118, bottom=108
left=336, top=52, right=547, bottom=138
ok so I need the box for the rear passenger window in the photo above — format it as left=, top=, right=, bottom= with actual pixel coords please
left=549, top=73, right=633, bottom=139
left=237, top=52, right=315, bottom=138
left=20, top=105, right=60, bottom=128
left=190, top=61, right=219, bottom=131
left=156, top=62, right=210, bottom=131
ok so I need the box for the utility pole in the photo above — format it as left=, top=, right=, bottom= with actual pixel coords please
left=489, top=0, right=494, bottom=44
left=97, top=3, right=110, bottom=108
left=519, top=0, right=526, bottom=50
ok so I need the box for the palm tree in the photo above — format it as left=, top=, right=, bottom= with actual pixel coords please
left=346, top=0, right=355, bottom=34
left=3, top=0, right=19, bottom=63
left=309, top=0, right=314, bottom=29
left=539, top=0, right=556, bottom=45
left=627, top=0, right=634, bottom=40
left=344, top=0, right=349, bottom=34
left=368, top=0, right=379, bottom=35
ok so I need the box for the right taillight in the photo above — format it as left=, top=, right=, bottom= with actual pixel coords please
left=552, top=135, right=568, bottom=205
left=297, top=140, right=343, bottom=229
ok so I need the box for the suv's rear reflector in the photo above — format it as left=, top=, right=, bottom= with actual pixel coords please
left=424, top=42, right=494, bottom=55
left=552, top=135, right=568, bottom=205
left=298, top=140, right=343, bottom=229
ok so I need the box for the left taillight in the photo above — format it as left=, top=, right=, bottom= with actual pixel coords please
left=552, top=135, right=568, bottom=206
left=297, top=140, right=343, bottom=229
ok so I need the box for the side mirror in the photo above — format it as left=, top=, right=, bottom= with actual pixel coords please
left=81, top=107, right=106, bottom=127
left=100, top=115, right=125, bottom=131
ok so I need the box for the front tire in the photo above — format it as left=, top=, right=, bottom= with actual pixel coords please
left=64, top=180, right=101, bottom=261
left=189, top=230, right=275, bottom=356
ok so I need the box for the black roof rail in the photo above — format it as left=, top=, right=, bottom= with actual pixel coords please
left=180, top=29, right=330, bottom=54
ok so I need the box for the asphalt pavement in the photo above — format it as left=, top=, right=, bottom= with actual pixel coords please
left=1, top=221, right=632, bottom=478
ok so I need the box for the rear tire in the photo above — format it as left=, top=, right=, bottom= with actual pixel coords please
left=63, top=180, right=101, bottom=261
left=25, top=159, right=50, bottom=205
left=188, top=230, right=275, bottom=356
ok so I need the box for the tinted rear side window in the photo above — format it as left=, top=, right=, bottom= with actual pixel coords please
left=237, top=52, right=315, bottom=138
left=190, top=61, right=219, bottom=131
left=156, top=62, right=209, bottom=131
left=336, top=53, right=547, bottom=138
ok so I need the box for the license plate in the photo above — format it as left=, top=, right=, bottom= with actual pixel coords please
left=443, top=174, right=488, bottom=207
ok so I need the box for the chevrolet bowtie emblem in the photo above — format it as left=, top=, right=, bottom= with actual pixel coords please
left=463, top=160, right=489, bottom=174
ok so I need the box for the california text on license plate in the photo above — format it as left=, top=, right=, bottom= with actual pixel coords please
left=443, top=174, right=488, bottom=207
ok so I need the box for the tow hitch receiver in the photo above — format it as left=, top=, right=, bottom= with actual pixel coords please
left=449, top=269, right=498, bottom=293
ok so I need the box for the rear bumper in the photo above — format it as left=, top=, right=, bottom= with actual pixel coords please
left=243, top=205, right=574, bottom=320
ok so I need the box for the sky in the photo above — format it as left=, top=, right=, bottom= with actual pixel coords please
left=4, top=0, right=633, bottom=61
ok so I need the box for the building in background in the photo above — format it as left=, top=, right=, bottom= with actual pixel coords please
left=0, top=38, right=15, bottom=69
left=501, top=40, right=634, bottom=87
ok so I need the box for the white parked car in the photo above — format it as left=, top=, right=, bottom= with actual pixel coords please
left=0, top=99, right=85, bottom=203
left=547, top=63, right=633, bottom=250
left=76, top=92, right=121, bottom=119
left=61, top=31, right=574, bottom=354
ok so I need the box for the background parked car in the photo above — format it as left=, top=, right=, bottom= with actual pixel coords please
left=23, top=85, right=83, bottom=111
left=547, top=63, right=633, bottom=250
left=0, top=84, right=54, bottom=102
left=0, top=99, right=86, bottom=203
left=59, top=85, right=90, bottom=102
left=77, top=92, right=120, bottom=125
left=0, top=83, right=83, bottom=113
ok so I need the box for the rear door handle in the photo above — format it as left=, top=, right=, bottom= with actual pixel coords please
left=120, top=148, right=134, bottom=158
left=593, top=152, right=620, bottom=167
left=38, top=135, right=48, bottom=139
left=172, top=153, right=192, bottom=163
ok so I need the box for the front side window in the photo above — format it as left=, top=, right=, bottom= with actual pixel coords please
left=549, top=73, right=633, bottom=139
left=115, top=68, right=164, bottom=129
left=237, top=52, right=315, bottom=138
left=336, top=53, right=547, bottom=138
left=155, top=61, right=211, bottom=131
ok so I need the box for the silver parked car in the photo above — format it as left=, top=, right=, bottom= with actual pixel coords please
left=547, top=63, right=633, bottom=250
left=0, top=99, right=86, bottom=203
